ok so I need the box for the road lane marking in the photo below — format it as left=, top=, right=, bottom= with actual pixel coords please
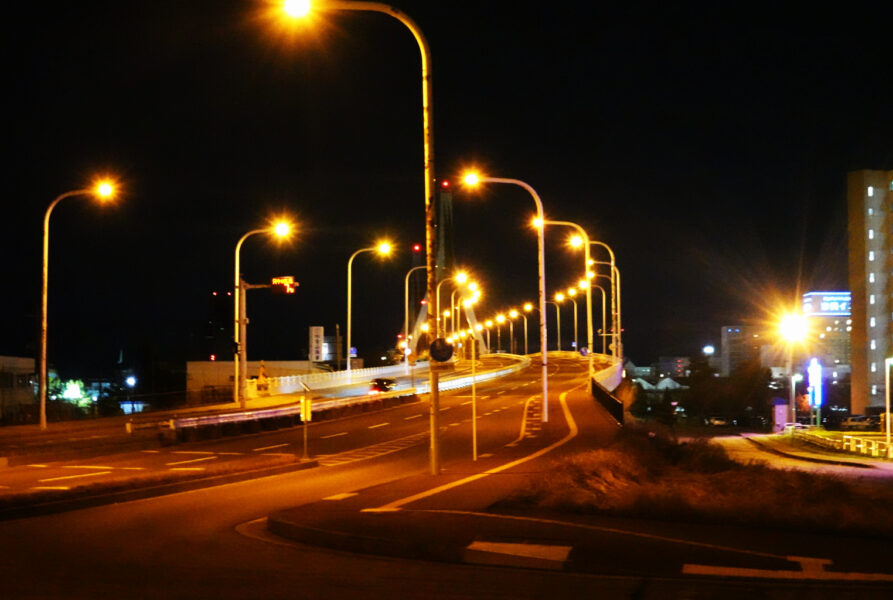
left=439, top=406, right=453, bottom=412
left=217, top=452, right=244, bottom=455
left=321, top=432, right=348, bottom=439
left=252, top=443, right=289, bottom=452
left=506, top=395, right=540, bottom=447
left=449, top=422, right=460, bottom=427
left=172, top=451, right=216, bottom=455
left=323, top=492, right=358, bottom=501
left=404, top=414, right=423, bottom=420
left=166, top=456, right=218, bottom=466
left=369, top=422, right=390, bottom=429
left=479, top=453, right=494, bottom=458
left=31, top=486, right=70, bottom=490
left=461, top=401, right=472, bottom=406
left=365, top=384, right=582, bottom=512
left=27, top=465, right=49, bottom=468
left=62, top=465, right=115, bottom=469
left=169, top=467, right=205, bottom=471
left=39, top=471, right=113, bottom=483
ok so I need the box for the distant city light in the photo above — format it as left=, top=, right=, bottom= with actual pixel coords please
left=702, top=345, right=715, bottom=356
left=125, top=376, right=137, bottom=388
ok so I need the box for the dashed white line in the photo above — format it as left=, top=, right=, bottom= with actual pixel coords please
left=39, top=471, right=112, bottom=483
left=166, top=456, right=218, bottom=466
left=322, top=432, right=348, bottom=439
left=369, top=422, right=390, bottom=429
left=253, top=443, right=289, bottom=452
left=404, top=414, right=423, bottom=420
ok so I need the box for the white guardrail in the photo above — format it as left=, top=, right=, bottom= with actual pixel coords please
left=842, top=435, right=893, bottom=459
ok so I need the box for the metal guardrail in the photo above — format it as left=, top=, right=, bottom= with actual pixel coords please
left=842, top=435, right=893, bottom=459
left=792, top=430, right=843, bottom=451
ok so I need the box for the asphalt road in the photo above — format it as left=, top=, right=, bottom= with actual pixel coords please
left=1, top=357, right=890, bottom=599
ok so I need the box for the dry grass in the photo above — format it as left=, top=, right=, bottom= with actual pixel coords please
left=506, top=427, right=893, bottom=537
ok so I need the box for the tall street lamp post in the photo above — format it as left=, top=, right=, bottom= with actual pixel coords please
left=779, top=312, right=809, bottom=424
left=403, top=265, right=426, bottom=370
left=548, top=297, right=562, bottom=351
left=463, top=173, right=549, bottom=422
left=546, top=221, right=593, bottom=364
left=521, top=303, right=533, bottom=355
left=346, top=242, right=392, bottom=378
left=40, top=179, right=117, bottom=430
left=282, top=0, right=441, bottom=474
left=234, top=221, right=292, bottom=408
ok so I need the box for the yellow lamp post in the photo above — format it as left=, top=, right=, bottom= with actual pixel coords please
left=234, top=220, right=293, bottom=408
left=40, top=178, right=118, bottom=430
left=553, top=292, right=565, bottom=351
left=545, top=220, right=592, bottom=361
left=281, top=0, right=441, bottom=473
left=346, top=241, right=392, bottom=378
left=495, top=313, right=506, bottom=353
left=463, top=172, right=550, bottom=422
left=566, top=288, right=579, bottom=353
left=508, top=309, right=519, bottom=354
left=435, top=270, right=467, bottom=336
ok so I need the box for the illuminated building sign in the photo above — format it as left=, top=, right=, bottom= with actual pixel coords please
left=272, top=276, right=298, bottom=295
left=802, top=291, right=850, bottom=317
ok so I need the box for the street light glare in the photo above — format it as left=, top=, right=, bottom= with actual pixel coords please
left=523, top=302, right=533, bottom=312
left=377, top=241, right=392, bottom=255
left=462, top=172, right=480, bottom=186
left=272, top=221, right=291, bottom=238
left=455, top=271, right=468, bottom=284
left=496, top=314, right=505, bottom=323
left=569, top=234, right=583, bottom=248
left=94, top=180, right=116, bottom=200
left=555, top=292, right=565, bottom=302
left=283, top=0, right=312, bottom=18
left=509, top=309, right=518, bottom=318
left=779, top=312, right=809, bottom=343
left=567, top=287, right=577, bottom=297
left=532, top=217, right=544, bottom=229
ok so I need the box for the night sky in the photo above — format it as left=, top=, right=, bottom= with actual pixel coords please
left=3, top=1, right=891, bottom=382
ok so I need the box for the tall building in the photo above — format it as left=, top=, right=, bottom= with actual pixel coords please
left=847, top=170, right=893, bottom=414
left=719, top=325, right=764, bottom=377
left=801, top=291, right=852, bottom=383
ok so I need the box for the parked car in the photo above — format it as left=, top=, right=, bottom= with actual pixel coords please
left=707, top=416, right=729, bottom=426
left=842, top=415, right=872, bottom=431
left=369, top=378, right=397, bottom=395
left=783, top=422, right=808, bottom=433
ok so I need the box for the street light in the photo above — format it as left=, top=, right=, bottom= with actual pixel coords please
left=589, top=240, right=620, bottom=358
left=521, top=302, right=533, bottom=355
left=553, top=293, right=565, bottom=351
left=508, top=309, right=519, bottom=354
left=281, top=0, right=441, bottom=475
left=346, top=241, right=392, bottom=377
left=463, top=172, right=549, bottom=422
left=495, top=313, right=506, bottom=353
left=435, top=270, right=467, bottom=336
left=40, top=178, right=118, bottom=430
left=778, top=311, right=810, bottom=424
left=403, top=265, right=426, bottom=369
left=545, top=220, right=593, bottom=363
left=234, top=220, right=293, bottom=408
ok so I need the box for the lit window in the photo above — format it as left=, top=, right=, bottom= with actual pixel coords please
left=868, top=186, right=874, bottom=197
left=871, top=362, right=877, bottom=373
left=868, top=251, right=875, bottom=261
left=869, top=229, right=875, bottom=239
left=870, top=294, right=875, bottom=304
left=868, top=208, right=874, bottom=216
left=872, top=385, right=878, bottom=395
left=846, top=319, right=852, bottom=325
left=870, top=339, right=877, bottom=350
left=869, top=272, right=875, bottom=283
left=870, top=317, right=876, bottom=327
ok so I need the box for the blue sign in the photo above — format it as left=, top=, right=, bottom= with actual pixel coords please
left=802, top=292, right=851, bottom=317
left=808, top=358, right=823, bottom=407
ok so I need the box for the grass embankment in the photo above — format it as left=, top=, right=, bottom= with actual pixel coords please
left=504, top=427, right=893, bottom=537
